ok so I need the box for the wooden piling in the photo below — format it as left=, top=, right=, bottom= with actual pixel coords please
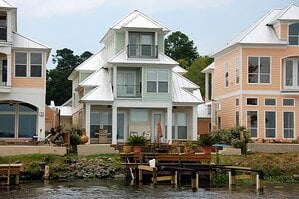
left=228, top=170, right=236, bottom=189
left=44, top=165, right=50, bottom=180
left=191, top=171, right=198, bottom=192
left=256, top=172, right=264, bottom=191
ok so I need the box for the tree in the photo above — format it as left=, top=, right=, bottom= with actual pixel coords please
left=165, top=31, right=199, bottom=67
left=184, top=56, right=214, bottom=98
left=46, top=48, right=93, bottom=105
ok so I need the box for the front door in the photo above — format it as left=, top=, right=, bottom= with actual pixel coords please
left=117, top=112, right=127, bottom=142
left=152, top=112, right=164, bottom=142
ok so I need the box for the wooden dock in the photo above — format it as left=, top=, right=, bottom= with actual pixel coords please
left=121, top=153, right=264, bottom=192
left=0, top=164, right=23, bottom=185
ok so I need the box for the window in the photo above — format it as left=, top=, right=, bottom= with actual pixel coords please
left=283, top=98, right=295, bottom=106
left=236, top=111, right=239, bottom=126
left=289, top=23, right=299, bottom=45
left=207, top=104, right=211, bottom=115
left=15, top=52, right=27, bottom=77
left=235, top=57, right=240, bottom=84
left=224, top=63, right=229, bottom=87
left=15, top=52, right=43, bottom=78
left=147, top=70, right=168, bottom=93
left=283, top=112, right=295, bottom=138
left=30, top=53, right=42, bottom=77
left=117, top=71, right=136, bottom=97
left=90, top=112, right=100, bottom=138
left=265, top=98, right=276, bottom=106
left=171, top=112, right=188, bottom=140
left=236, top=98, right=239, bottom=106
left=247, top=98, right=258, bottom=106
left=18, top=103, right=37, bottom=138
left=248, top=57, right=270, bottom=83
left=265, top=111, right=276, bottom=138
left=130, top=109, right=149, bottom=122
left=247, top=111, right=258, bottom=137
left=128, top=32, right=155, bottom=58
left=283, top=59, right=299, bottom=90
left=0, top=102, right=37, bottom=138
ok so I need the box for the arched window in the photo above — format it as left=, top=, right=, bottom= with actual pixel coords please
left=18, top=103, right=37, bottom=138
left=289, top=23, right=299, bottom=45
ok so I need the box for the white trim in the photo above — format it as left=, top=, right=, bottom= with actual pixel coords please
left=246, top=110, right=258, bottom=139
left=247, top=56, right=272, bottom=85
left=282, top=58, right=299, bottom=90
left=264, top=97, right=277, bottom=107
left=264, top=110, right=277, bottom=139
left=282, top=98, right=295, bottom=107
left=282, top=111, right=296, bottom=139
left=246, top=97, right=258, bottom=106
left=243, top=90, right=281, bottom=95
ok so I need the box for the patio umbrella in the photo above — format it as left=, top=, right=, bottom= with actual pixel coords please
left=157, top=118, right=163, bottom=141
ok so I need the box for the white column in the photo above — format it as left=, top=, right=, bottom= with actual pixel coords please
left=205, top=73, right=209, bottom=101
left=192, top=105, right=197, bottom=140
left=6, top=10, right=12, bottom=42
left=112, top=105, right=117, bottom=144
left=6, top=54, right=11, bottom=86
left=85, top=103, right=91, bottom=144
left=211, top=72, right=214, bottom=100
left=167, top=106, right=172, bottom=144
left=113, top=66, right=117, bottom=98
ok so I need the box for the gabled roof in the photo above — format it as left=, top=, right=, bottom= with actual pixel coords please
left=193, top=89, right=210, bottom=118
left=108, top=51, right=178, bottom=65
left=172, top=72, right=201, bottom=104
left=0, top=0, right=16, bottom=8
left=215, top=4, right=299, bottom=55
left=12, top=32, right=50, bottom=50
left=81, top=85, right=114, bottom=102
left=80, top=68, right=109, bottom=87
left=172, top=65, right=188, bottom=75
left=112, top=10, right=170, bottom=32
left=76, top=49, right=105, bottom=71
left=201, top=62, right=214, bottom=73
left=101, top=10, right=170, bottom=43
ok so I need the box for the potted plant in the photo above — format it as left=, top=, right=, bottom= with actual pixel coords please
left=127, top=135, right=147, bottom=153
left=198, top=134, right=216, bottom=154
left=184, top=140, right=194, bottom=154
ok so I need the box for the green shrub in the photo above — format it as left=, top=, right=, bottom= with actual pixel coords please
left=127, top=135, right=147, bottom=146
left=198, top=135, right=216, bottom=147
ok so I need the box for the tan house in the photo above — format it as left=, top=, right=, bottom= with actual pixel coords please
left=0, top=1, right=51, bottom=142
left=202, top=4, right=299, bottom=141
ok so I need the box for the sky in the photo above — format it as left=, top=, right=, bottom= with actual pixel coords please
left=9, top=0, right=299, bottom=69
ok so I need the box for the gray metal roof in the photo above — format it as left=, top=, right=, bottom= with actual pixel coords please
left=0, top=0, right=16, bottom=8
left=12, top=32, right=50, bottom=49
left=215, top=4, right=299, bottom=55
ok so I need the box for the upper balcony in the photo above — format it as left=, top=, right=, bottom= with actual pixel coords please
left=0, top=15, right=7, bottom=41
left=127, top=32, right=158, bottom=59
left=116, top=67, right=142, bottom=98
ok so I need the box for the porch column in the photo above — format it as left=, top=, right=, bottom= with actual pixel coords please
left=6, top=54, right=11, bottom=87
left=85, top=103, right=91, bottom=144
left=167, top=106, right=172, bottom=144
left=112, top=105, right=117, bottom=144
left=113, top=67, right=117, bottom=98
left=211, top=72, right=214, bottom=100
left=6, top=10, right=12, bottom=42
left=205, top=73, right=209, bottom=101
left=192, top=105, right=198, bottom=140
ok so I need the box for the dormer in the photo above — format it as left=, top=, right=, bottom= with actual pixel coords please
left=100, top=10, right=170, bottom=61
left=269, top=4, right=299, bottom=45
left=0, top=1, right=17, bottom=43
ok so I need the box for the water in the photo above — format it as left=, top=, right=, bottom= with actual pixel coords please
left=1, top=180, right=298, bottom=199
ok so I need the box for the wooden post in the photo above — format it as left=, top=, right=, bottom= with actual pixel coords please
left=251, top=172, right=256, bottom=186
left=191, top=171, right=198, bottom=192
left=135, top=167, right=139, bottom=183
left=153, top=167, right=157, bottom=184
left=44, top=165, right=50, bottom=180
left=15, top=174, right=20, bottom=185
left=256, top=172, right=264, bottom=191
left=229, top=170, right=236, bottom=189
left=171, top=170, right=178, bottom=186
left=139, top=169, right=143, bottom=182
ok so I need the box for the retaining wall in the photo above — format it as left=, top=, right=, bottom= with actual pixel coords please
left=0, top=146, right=66, bottom=156
left=247, top=143, right=299, bottom=153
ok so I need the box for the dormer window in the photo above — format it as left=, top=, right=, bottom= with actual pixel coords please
left=0, top=14, right=7, bottom=41
left=289, top=23, right=299, bottom=45
left=128, top=32, right=157, bottom=58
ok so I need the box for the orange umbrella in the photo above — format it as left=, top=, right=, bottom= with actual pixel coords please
left=157, top=118, right=163, bottom=139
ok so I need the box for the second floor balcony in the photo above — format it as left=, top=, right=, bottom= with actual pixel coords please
left=127, top=44, right=158, bottom=58
left=116, top=68, right=142, bottom=98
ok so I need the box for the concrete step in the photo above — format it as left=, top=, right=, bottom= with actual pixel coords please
left=77, top=144, right=119, bottom=156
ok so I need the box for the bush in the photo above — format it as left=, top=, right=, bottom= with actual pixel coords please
left=69, top=127, right=82, bottom=153
left=198, top=135, right=216, bottom=147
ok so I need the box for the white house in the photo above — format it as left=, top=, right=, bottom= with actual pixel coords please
left=68, top=10, right=203, bottom=144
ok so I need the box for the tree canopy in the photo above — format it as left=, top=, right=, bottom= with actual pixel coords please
left=165, top=31, right=199, bottom=67
left=46, top=48, right=93, bottom=105
left=184, top=56, right=214, bottom=98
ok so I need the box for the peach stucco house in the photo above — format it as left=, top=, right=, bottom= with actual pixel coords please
left=0, top=1, right=51, bottom=142
left=203, top=4, right=299, bottom=141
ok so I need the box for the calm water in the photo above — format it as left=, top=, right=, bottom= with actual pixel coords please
left=1, top=180, right=298, bottom=199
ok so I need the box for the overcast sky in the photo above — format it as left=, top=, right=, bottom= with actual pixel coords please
left=9, top=0, right=299, bottom=69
